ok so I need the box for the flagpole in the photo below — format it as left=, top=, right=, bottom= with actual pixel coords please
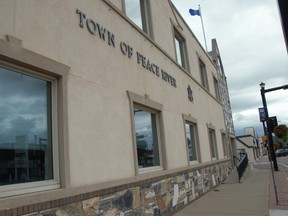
left=199, top=5, right=208, bottom=52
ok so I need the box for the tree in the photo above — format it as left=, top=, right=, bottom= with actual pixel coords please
left=274, top=124, right=288, bottom=143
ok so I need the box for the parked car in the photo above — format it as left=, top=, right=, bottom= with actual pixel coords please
left=275, top=148, right=288, bottom=157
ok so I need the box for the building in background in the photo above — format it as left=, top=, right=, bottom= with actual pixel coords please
left=0, top=1, right=234, bottom=215
left=244, top=127, right=258, bottom=138
left=277, top=0, right=288, bottom=52
left=209, top=39, right=236, bottom=164
left=235, top=127, right=261, bottom=162
left=236, top=135, right=260, bottom=162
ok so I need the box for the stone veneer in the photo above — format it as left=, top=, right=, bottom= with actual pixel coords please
left=0, top=161, right=232, bottom=216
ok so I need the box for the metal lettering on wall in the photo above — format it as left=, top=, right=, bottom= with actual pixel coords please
left=76, top=8, right=177, bottom=88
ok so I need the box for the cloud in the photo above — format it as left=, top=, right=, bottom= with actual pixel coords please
left=172, top=0, right=288, bottom=136
left=234, top=113, right=245, bottom=121
left=0, top=67, right=49, bottom=144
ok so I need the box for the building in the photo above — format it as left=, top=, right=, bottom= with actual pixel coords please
left=244, top=127, right=258, bottom=138
left=209, top=39, right=236, bottom=164
left=235, top=127, right=261, bottom=162
left=277, top=0, right=288, bottom=53
left=0, top=1, right=234, bottom=215
left=236, top=135, right=260, bottom=163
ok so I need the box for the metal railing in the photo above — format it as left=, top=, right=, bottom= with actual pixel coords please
left=237, top=154, right=248, bottom=182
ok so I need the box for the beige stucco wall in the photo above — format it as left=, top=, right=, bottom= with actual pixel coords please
left=0, top=0, right=226, bottom=188
left=236, top=136, right=258, bottom=162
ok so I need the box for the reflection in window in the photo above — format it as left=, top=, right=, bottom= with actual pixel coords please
left=125, top=0, right=150, bottom=34
left=0, top=67, right=53, bottom=186
left=214, top=77, right=220, bottom=101
left=222, top=133, right=228, bottom=158
left=174, top=32, right=187, bottom=69
left=209, top=129, right=218, bottom=159
left=217, top=56, right=224, bottom=77
left=199, top=59, right=209, bottom=90
left=134, top=108, right=160, bottom=168
left=185, top=122, right=198, bottom=162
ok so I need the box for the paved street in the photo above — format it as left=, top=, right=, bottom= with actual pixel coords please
left=253, top=156, right=288, bottom=170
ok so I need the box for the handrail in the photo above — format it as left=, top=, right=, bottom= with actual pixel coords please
left=237, top=154, right=248, bottom=182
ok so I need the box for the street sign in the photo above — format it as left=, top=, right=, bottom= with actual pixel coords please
left=258, top=107, right=266, bottom=122
left=269, top=116, right=278, bottom=131
left=262, top=135, right=267, bottom=141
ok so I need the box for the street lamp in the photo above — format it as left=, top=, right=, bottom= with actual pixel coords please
left=260, top=82, right=278, bottom=171
left=259, top=82, right=288, bottom=171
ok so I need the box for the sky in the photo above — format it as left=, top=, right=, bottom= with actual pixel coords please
left=171, top=0, right=288, bottom=137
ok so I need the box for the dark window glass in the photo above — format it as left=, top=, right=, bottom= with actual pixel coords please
left=0, top=67, right=53, bottom=186
left=199, top=59, right=209, bottom=89
left=209, top=129, right=218, bottom=159
left=185, top=123, right=198, bottom=161
left=174, top=34, right=186, bottom=68
left=134, top=108, right=160, bottom=168
left=222, top=133, right=228, bottom=157
left=214, top=77, right=220, bottom=100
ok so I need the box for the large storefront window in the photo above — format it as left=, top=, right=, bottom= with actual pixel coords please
left=134, top=108, right=160, bottom=168
left=0, top=66, right=53, bottom=187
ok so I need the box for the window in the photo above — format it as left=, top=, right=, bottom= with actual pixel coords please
left=174, top=30, right=187, bottom=69
left=125, top=0, right=151, bottom=35
left=213, top=77, right=220, bottom=101
left=208, top=128, right=218, bottom=160
left=185, top=122, right=200, bottom=164
left=217, top=56, right=224, bottom=78
left=222, top=132, right=228, bottom=158
left=128, top=91, right=164, bottom=173
left=0, top=35, right=69, bottom=198
left=134, top=107, right=160, bottom=168
left=0, top=65, right=58, bottom=196
left=199, top=58, right=209, bottom=90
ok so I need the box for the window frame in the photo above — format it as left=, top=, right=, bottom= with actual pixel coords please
left=182, top=114, right=201, bottom=165
left=221, top=131, right=228, bottom=158
left=0, top=63, right=60, bottom=197
left=173, top=28, right=188, bottom=70
left=123, top=0, right=152, bottom=36
left=0, top=35, right=70, bottom=198
left=199, top=58, right=209, bottom=90
left=213, top=76, right=221, bottom=101
left=127, top=91, right=165, bottom=174
left=207, top=124, right=218, bottom=160
left=217, top=55, right=224, bottom=78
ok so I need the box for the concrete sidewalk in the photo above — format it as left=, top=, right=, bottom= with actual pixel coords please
left=173, top=158, right=288, bottom=216
left=268, top=164, right=288, bottom=216
left=173, top=166, right=269, bottom=216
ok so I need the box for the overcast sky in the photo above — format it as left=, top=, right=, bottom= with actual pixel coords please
left=172, top=0, right=288, bottom=137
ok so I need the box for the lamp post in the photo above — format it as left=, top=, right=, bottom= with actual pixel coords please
left=260, top=82, right=278, bottom=171
left=259, top=82, right=288, bottom=170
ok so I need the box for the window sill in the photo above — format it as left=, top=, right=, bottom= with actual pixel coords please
left=139, top=166, right=164, bottom=174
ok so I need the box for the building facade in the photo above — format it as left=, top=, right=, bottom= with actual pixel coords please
left=0, top=1, right=234, bottom=215
left=236, top=135, right=260, bottom=162
left=277, top=0, right=288, bottom=52
left=209, top=39, right=236, bottom=163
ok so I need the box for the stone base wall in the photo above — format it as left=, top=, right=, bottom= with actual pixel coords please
left=1, top=161, right=232, bottom=216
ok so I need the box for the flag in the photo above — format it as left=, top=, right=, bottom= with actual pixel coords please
left=189, top=8, right=201, bottom=16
